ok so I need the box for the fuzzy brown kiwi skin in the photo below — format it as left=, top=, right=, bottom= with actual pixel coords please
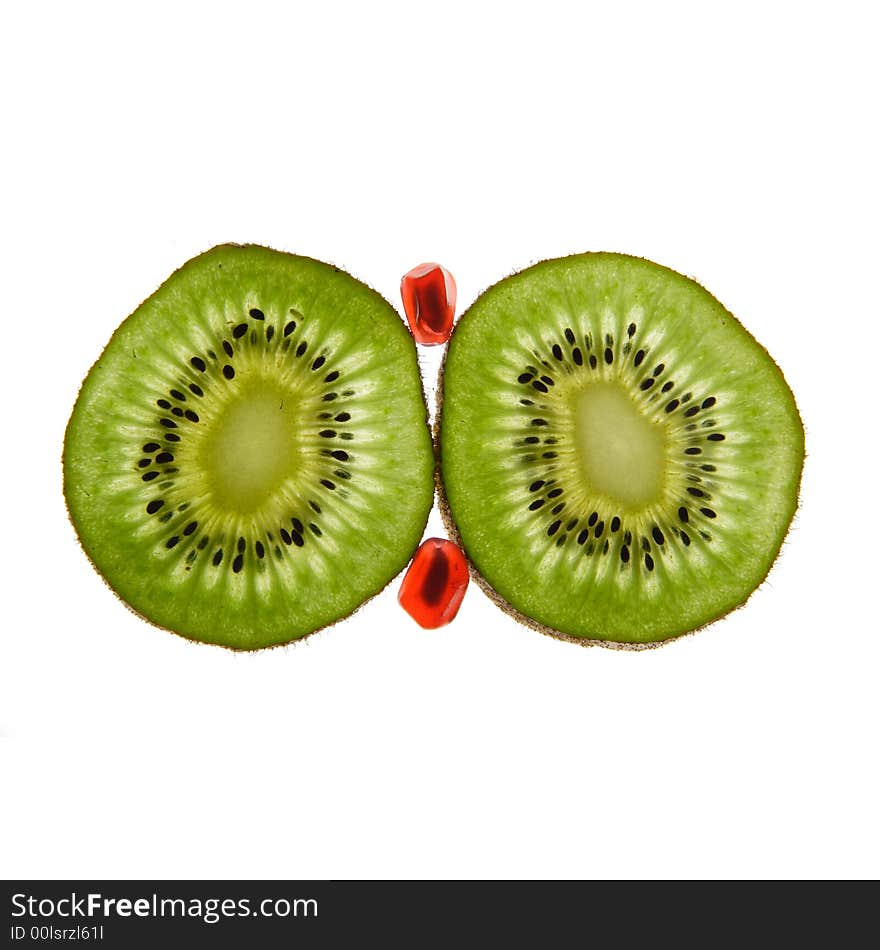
left=62, top=242, right=434, bottom=652
left=435, top=254, right=806, bottom=650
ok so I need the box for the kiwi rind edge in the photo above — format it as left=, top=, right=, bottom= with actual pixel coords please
left=435, top=252, right=805, bottom=649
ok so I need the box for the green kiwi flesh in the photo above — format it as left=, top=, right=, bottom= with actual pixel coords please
left=64, top=245, right=434, bottom=649
left=439, top=254, right=804, bottom=646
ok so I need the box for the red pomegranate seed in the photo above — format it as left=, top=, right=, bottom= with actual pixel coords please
left=400, top=263, right=457, bottom=345
left=398, top=537, right=469, bottom=628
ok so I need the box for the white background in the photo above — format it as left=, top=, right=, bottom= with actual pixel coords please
left=1, top=1, right=877, bottom=880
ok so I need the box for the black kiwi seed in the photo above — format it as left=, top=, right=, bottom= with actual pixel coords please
left=249, top=308, right=265, bottom=320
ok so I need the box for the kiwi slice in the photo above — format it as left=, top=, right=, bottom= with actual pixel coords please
left=439, top=253, right=804, bottom=647
left=64, top=245, right=434, bottom=649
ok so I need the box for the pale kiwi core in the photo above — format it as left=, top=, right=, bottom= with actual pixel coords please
left=201, top=380, right=300, bottom=513
left=574, top=382, right=666, bottom=508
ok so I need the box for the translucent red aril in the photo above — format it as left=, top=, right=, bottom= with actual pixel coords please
left=398, top=538, right=469, bottom=629
left=400, top=263, right=457, bottom=345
